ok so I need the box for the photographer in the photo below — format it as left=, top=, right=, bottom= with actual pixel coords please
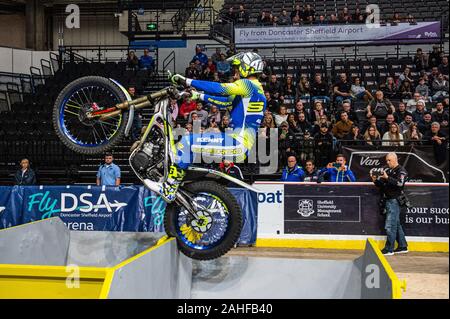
left=318, top=154, right=356, bottom=182
left=371, top=153, right=409, bottom=256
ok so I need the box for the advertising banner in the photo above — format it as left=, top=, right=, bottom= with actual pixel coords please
left=0, top=185, right=258, bottom=244
left=343, top=145, right=448, bottom=183
left=235, top=21, right=441, bottom=46
left=283, top=184, right=449, bottom=238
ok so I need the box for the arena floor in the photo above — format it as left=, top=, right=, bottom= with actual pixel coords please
left=228, top=247, right=449, bottom=299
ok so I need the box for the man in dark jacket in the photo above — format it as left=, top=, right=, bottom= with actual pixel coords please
left=14, top=158, right=36, bottom=185
left=303, top=159, right=319, bottom=182
left=219, top=159, right=244, bottom=181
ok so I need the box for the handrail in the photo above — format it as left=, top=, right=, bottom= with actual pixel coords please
left=162, top=51, right=176, bottom=73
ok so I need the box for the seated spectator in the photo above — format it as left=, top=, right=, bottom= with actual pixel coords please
left=283, top=75, right=296, bottom=102
left=224, top=6, right=236, bottom=23
left=257, top=10, right=272, bottom=26
left=366, top=90, right=396, bottom=120
left=316, top=15, right=327, bottom=25
left=312, top=114, right=331, bottom=135
left=391, top=12, right=402, bottom=24
left=429, top=66, right=440, bottom=83
left=428, top=45, right=443, bottom=69
left=211, top=48, right=222, bottom=64
left=399, top=113, right=415, bottom=134
left=14, top=158, right=36, bottom=185
left=338, top=7, right=352, bottom=23
left=292, top=15, right=301, bottom=26
left=425, top=122, right=448, bottom=164
left=278, top=121, right=294, bottom=166
left=126, top=51, right=139, bottom=70
left=412, top=100, right=427, bottom=123
left=290, top=4, right=302, bottom=20
left=280, top=155, right=305, bottom=182
left=168, top=98, right=179, bottom=125
left=319, top=154, right=356, bottom=182
left=219, top=115, right=232, bottom=132
left=343, top=125, right=364, bottom=145
left=395, top=102, right=410, bottom=123
left=352, top=8, right=364, bottom=22
left=310, top=73, right=330, bottom=103
left=314, top=123, right=334, bottom=168
left=266, top=75, right=283, bottom=100
left=139, top=49, right=155, bottom=71
left=219, top=159, right=244, bottom=181
left=216, top=53, right=231, bottom=78
left=413, top=48, right=428, bottom=72
left=332, top=111, right=354, bottom=139
left=189, top=102, right=209, bottom=127
left=298, top=130, right=315, bottom=164
left=329, top=14, right=339, bottom=24
left=398, top=67, right=414, bottom=86
left=333, top=73, right=353, bottom=104
left=226, top=44, right=237, bottom=58
left=407, top=92, right=424, bottom=113
left=287, top=113, right=301, bottom=134
left=296, top=75, right=311, bottom=101
left=431, top=73, right=449, bottom=101
left=336, top=101, right=358, bottom=124
left=191, top=45, right=208, bottom=66
left=179, top=97, right=197, bottom=120
left=404, top=123, right=423, bottom=145
left=351, top=77, right=373, bottom=101
left=415, top=77, right=430, bottom=101
left=236, top=4, right=250, bottom=25
left=418, top=112, right=433, bottom=135
left=406, top=14, right=417, bottom=24
left=294, top=100, right=310, bottom=121
left=432, top=102, right=449, bottom=128
left=274, top=105, right=289, bottom=127
left=278, top=9, right=291, bottom=25
left=310, top=100, right=327, bottom=125
left=382, top=123, right=404, bottom=146
left=96, top=153, right=120, bottom=186
left=438, top=56, right=449, bottom=78
left=380, top=76, right=399, bottom=100
left=185, top=61, right=200, bottom=79
left=399, top=80, right=413, bottom=100
left=205, top=120, right=221, bottom=133
left=362, top=115, right=382, bottom=134
left=297, top=112, right=313, bottom=133
left=303, top=4, right=315, bottom=23
left=364, top=125, right=382, bottom=146
left=265, top=91, right=280, bottom=114
left=303, top=160, right=319, bottom=182
left=380, top=113, right=397, bottom=135
left=201, top=60, right=216, bottom=81
left=207, top=104, right=221, bottom=125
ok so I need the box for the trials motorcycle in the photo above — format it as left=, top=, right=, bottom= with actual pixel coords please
left=52, top=75, right=259, bottom=260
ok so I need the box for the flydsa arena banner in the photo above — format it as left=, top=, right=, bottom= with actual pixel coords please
left=0, top=185, right=258, bottom=245
left=234, top=21, right=441, bottom=46
left=342, top=145, right=449, bottom=183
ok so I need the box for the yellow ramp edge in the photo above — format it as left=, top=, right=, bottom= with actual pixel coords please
left=0, top=236, right=174, bottom=299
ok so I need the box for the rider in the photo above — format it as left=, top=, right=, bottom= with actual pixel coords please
left=144, top=51, right=266, bottom=203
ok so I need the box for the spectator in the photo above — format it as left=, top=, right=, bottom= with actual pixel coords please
left=351, top=77, right=374, bottom=101
left=179, top=97, right=197, bottom=120
left=292, top=15, right=301, bottom=26
left=191, top=46, right=208, bottom=66
left=364, top=125, right=382, bottom=146
left=257, top=10, right=272, bottom=26
left=336, top=101, right=358, bottom=124
left=432, top=102, right=449, bottom=128
left=139, top=49, right=155, bottom=71
left=219, top=115, right=232, bottom=132
left=320, top=154, right=356, bottom=182
left=282, top=75, right=296, bottom=101
left=278, top=9, right=292, bottom=25
left=398, top=67, right=414, bottom=86
left=14, top=158, right=36, bottom=185
left=207, top=104, right=221, bottom=126
left=391, top=12, right=402, bottom=24
left=406, top=14, right=416, bottom=24
left=296, top=75, right=311, bottom=101
left=211, top=48, right=222, bottom=64
left=428, top=45, right=442, bottom=69
left=314, top=123, right=334, bottom=168
left=332, top=111, right=354, bottom=139
left=303, top=4, right=315, bottom=22
left=303, top=160, right=319, bottom=182
left=226, top=44, right=237, bottom=58
left=312, top=114, right=331, bottom=135
left=287, top=113, right=301, bottom=134
left=280, top=155, right=305, bottom=182
left=362, top=115, right=382, bottom=134
left=366, top=90, right=395, bottom=120
left=201, top=59, right=216, bottom=81
left=382, top=123, right=404, bottom=146
left=329, top=14, right=339, bottom=24
left=266, top=75, right=283, bottom=100
left=310, top=100, right=327, bottom=126
left=219, top=159, right=244, bottom=181
left=431, top=73, right=449, bottom=101
left=317, top=15, right=327, bottom=25
left=216, top=53, right=231, bottom=78
left=96, top=153, right=120, bottom=186
left=413, top=48, right=428, bottom=72
left=352, top=8, right=364, bottom=21
left=438, top=56, right=449, bottom=78
left=310, top=73, right=330, bottom=103
left=265, top=91, right=279, bottom=114
left=293, top=100, right=310, bottom=121
left=380, top=113, right=397, bottom=135
left=236, top=4, right=249, bottom=25
left=189, top=102, right=209, bottom=127
left=412, top=100, right=427, bottom=123
left=343, top=125, right=364, bottom=145
left=274, top=105, right=289, bottom=127
left=290, top=4, right=302, bottom=21
left=185, top=61, right=200, bottom=79
left=380, top=76, right=398, bottom=100
left=399, top=113, right=415, bottom=134
left=429, top=66, right=440, bottom=83
left=338, top=7, right=352, bottom=23
left=333, top=73, right=352, bottom=104
left=404, top=123, right=423, bottom=145
left=298, top=130, right=315, bottom=164
left=425, top=122, right=448, bottom=164
left=297, top=112, right=313, bottom=133
left=224, top=6, right=236, bottom=23
left=168, top=98, right=179, bottom=126
left=415, top=77, right=430, bottom=101
left=126, top=51, right=139, bottom=70
left=399, top=80, right=413, bottom=100
left=418, top=112, right=433, bottom=135
left=407, top=92, right=423, bottom=113
left=395, top=102, right=409, bottom=123
left=278, top=121, right=294, bottom=167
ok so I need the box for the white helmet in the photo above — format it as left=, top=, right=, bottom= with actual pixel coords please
left=226, top=51, right=264, bottom=77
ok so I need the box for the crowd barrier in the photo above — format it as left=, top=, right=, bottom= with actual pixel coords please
left=0, top=185, right=258, bottom=245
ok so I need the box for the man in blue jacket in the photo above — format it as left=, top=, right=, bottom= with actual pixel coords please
left=319, top=154, right=356, bottom=182
left=281, top=155, right=305, bottom=182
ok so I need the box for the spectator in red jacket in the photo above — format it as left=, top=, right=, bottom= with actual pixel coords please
left=179, top=97, right=197, bottom=120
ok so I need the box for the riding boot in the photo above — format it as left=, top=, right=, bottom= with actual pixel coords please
left=143, top=165, right=185, bottom=203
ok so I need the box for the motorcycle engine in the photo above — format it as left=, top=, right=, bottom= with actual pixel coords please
left=130, top=128, right=165, bottom=179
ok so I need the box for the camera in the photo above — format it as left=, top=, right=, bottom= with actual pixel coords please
left=371, top=168, right=384, bottom=177
left=332, top=162, right=341, bottom=169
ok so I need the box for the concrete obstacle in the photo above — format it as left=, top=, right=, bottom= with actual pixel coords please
left=0, top=217, right=405, bottom=299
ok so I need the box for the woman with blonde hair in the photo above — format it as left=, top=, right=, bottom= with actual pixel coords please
left=382, top=123, right=404, bottom=146
left=364, top=125, right=382, bottom=146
